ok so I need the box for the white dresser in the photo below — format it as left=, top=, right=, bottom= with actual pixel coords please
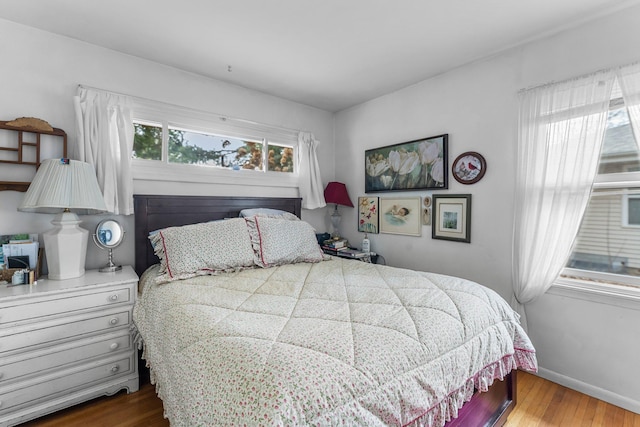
left=0, top=266, right=139, bottom=427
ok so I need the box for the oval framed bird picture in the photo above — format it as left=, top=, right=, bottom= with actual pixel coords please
left=452, top=152, right=486, bottom=184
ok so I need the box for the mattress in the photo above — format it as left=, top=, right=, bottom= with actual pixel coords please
left=134, top=257, right=536, bottom=426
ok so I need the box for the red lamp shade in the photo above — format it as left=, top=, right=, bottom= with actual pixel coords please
left=324, top=182, right=354, bottom=207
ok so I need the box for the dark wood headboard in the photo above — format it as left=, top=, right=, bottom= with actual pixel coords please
left=134, top=195, right=302, bottom=276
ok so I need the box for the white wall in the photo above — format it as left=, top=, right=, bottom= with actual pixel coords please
left=334, top=5, right=640, bottom=413
left=0, top=19, right=335, bottom=270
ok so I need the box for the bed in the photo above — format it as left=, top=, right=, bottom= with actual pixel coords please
left=133, top=194, right=537, bottom=426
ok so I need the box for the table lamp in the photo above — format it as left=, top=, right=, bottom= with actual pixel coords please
left=323, top=181, right=353, bottom=238
left=18, top=158, right=107, bottom=280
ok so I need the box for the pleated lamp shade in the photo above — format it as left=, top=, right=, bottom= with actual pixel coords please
left=18, top=158, right=107, bottom=280
left=19, top=158, right=107, bottom=214
left=323, top=182, right=353, bottom=238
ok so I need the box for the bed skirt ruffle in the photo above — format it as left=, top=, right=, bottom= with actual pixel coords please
left=405, top=349, right=538, bottom=427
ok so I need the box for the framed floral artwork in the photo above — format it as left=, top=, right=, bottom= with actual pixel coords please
left=379, top=197, right=422, bottom=236
left=432, top=194, right=471, bottom=243
left=365, top=134, right=448, bottom=192
left=358, top=197, right=379, bottom=233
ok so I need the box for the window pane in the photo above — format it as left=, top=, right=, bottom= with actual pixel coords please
left=267, top=144, right=294, bottom=173
left=168, top=127, right=263, bottom=170
left=598, top=107, right=640, bottom=174
left=567, top=94, right=640, bottom=281
left=628, top=196, right=640, bottom=226
left=569, top=188, right=640, bottom=276
left=133, top=122, right=162, bottom=160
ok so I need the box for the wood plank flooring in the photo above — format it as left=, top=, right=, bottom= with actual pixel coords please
left=18, top=371, right=640, bottom=426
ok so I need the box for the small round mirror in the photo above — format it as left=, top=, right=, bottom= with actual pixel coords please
left=93, top=219, right=124, bottom=272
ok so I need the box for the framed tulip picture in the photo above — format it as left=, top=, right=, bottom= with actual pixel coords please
left=365, top=134, right=448, bottom=193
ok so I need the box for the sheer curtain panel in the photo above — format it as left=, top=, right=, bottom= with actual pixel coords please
left=617, top=62, right=640, bottom=147
left=73, top=87, right=134, bottom=215
left=512, top=70, right=614, bottom=329
left=297, top=132, right=326, bottom=210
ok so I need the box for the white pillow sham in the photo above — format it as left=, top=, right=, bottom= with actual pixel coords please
left=244, top=216, right=325, bottom=267
left=149, top=218, right=255, bottom=284
left=239, top=208, right=299, bottom=220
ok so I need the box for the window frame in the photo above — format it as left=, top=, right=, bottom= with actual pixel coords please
left=557, top=94, right=640, bottom=292
left=622, top=193, right=640, bottom=227
left=130, top=100, right=299, bottom=188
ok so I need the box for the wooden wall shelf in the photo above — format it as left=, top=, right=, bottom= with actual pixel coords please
left=0, top=118, right=67, bottom=192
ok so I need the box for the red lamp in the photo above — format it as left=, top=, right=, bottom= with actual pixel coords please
left=324, top=182, right=353, bottom=238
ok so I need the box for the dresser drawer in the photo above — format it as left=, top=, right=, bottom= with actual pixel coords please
left=0, top=310, right=130, bottom=355
left=0, top=354, right=134, bottom=414
left=0, top=331, right=132, bottom=385
left=0, top=287, right=131, bottom=326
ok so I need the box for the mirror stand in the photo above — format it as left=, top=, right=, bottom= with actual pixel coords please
left=99, top=245, right=122, bottom=273
left=93, top=219, right=125, bottom=274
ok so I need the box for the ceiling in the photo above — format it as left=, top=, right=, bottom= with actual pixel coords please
left=0, top=0, right=638, bottom=112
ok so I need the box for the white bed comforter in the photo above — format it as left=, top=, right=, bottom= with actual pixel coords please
left=134, top=258, right=537, bottom=426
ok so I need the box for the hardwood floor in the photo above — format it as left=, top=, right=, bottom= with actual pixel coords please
left=506, top=372, right=640, bottom=427
left=18, top=372, right=640, bottom=426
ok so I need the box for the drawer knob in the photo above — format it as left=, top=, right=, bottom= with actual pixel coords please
left=110, top=342, right=119, bottom=350
left=109, top=294, right=119, bottom=302
left=111, top=365, right=120, bottom=373
left=109, top=318, right=119, bottom=325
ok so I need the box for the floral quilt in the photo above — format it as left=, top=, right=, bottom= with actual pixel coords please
left=134, top=258, right=537, bottom=426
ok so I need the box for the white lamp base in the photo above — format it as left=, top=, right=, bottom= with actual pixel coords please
left=43, top=212, right=88, bottom=280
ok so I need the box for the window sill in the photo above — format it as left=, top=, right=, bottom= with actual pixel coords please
left=551, top=275, right=640, bottom=311
left=132, top=159, right=299, bottom=188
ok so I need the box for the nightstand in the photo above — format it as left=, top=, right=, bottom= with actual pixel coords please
left=0, top=266, right=139, bottom=427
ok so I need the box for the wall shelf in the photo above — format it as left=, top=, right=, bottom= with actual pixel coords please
left=0, top=118, right=67, bottom=191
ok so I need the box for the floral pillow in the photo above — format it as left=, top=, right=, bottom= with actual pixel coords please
left=239, top=208, right=299, bottom=220
left=149, top=218, right=255, bottom=284
left=244, top=216, right=325, bottom=267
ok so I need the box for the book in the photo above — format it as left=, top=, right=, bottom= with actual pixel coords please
left=321, top=245, right=348, bottom=252
left=323, top=238, right=348, bottom=249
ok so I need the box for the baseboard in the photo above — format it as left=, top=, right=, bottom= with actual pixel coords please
left=537, top=367, right=640, bottom=414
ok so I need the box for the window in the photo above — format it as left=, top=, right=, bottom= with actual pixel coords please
left=565, top=85, right=640, bottom=282
left=130, top=99, right=298, bottom=187
left=133, top=121, right=162, bottom=161
left=166, top=126, right=264, bottom=170
left=134, top=121, right=295, bottom=173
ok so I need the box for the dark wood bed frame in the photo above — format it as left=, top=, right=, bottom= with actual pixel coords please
left=133, top=194, right=516, bottom=427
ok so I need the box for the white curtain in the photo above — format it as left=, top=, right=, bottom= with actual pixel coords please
left=73, top=87, right=134, bottom=215
left=512, top=70, right=614, bottom=330
left=617, top=62, right=640, bottom=144
left=297, top=132, right=326, bottom=209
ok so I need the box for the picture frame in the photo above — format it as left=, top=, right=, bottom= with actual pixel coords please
left=432, top=194, right=471, bottom=243
left=452, top=152, right=486, bottom=184
left=358, top=197, right=379, bottom=233
left=365, top=134, right=448, bottom=192
left=379, top=197, right=422, bottom=236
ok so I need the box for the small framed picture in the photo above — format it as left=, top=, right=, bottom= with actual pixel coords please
left=432, top=194, right=471, bottom=243
left=358, top=197, right=379, bottom=233
left=452, top=152, right=486, bottom=184
left=379, top=197, right=422, bottom=236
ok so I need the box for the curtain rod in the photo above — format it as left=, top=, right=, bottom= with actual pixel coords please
left=517, top=59, right=640, bottom=94
left=77, top=84, right=304, bottom=135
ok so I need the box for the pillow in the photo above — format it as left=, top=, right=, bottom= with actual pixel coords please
left=149, top=218, right=255, bottom=284
left=244, top=216, right=325, bottom=267
left=239, top=208, right=299, bottom=220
